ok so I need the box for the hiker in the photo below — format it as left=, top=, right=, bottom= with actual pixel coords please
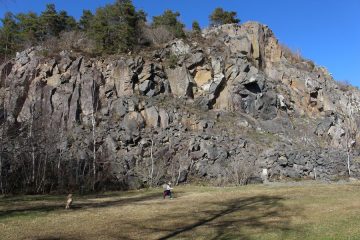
left=163, top=182, right=173, bottom=199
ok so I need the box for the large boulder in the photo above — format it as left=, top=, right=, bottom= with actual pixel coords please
left=194, top=69, right=212, bottom=89
left=230, top=36, right=252, bottom=55
left=122, top=111, right=145, bottom=141
left=166, top=66, right=193, bottom=97
left=141, top=106, right=159, bottom=128
left=113, top=59, right=133, bottom=97
left=169, top=40, right=191, bottom=56
left=159, top=108, right=170, bottom=128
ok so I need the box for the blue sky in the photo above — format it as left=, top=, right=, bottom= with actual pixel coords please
left=1, top=0, right=359, bottom=87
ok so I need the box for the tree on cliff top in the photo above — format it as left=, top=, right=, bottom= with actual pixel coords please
left=0, top=12, right=19, bottom=60
left=192, top=21, right=201, bottom=35
left=209, top=7, right=240, bottom=26
left=38, top=4, right=76, bottom=38
left=152, top=10, right=185, bottom=38
left=79, top=10, right=94, bottom=31
left=88, top=0, right=145, bottom=54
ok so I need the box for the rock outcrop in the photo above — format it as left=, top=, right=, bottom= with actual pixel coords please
left=1, top=22, right=359, bottom=191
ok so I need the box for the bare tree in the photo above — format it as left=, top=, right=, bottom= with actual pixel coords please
left=149, top=138, right=154, bottom=187
left=91, top=78, right=99, bottom=190
left=226, top=158, right=256, bottom=186
left=0, top=37, right=10, bottom=194
left=345, top=94, right=358, bottom=176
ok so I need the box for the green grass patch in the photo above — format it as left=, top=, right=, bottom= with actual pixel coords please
left=1, top=183, right=360, bottom=239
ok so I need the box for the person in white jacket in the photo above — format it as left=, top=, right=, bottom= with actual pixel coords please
left=163, top=182, right=173, bottom=199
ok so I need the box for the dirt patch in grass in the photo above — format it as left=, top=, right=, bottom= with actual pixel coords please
left=1, top=183, right=360, bottom=239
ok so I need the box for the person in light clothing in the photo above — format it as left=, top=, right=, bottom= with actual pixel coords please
left=163, top=182, right=173, bottom=199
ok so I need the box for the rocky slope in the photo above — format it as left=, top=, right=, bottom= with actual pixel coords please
left=1, top=22, right=359, bottom=191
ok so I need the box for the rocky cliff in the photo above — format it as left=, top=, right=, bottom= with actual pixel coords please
left=1, top=22, right=359, bottom=192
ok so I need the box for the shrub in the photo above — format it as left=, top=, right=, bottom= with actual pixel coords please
left=225, top=158, right=255, bottom=186
left=39, top=31, right=96, bottom=57
left=165, top=54, right=179, bottom=69
left=337, top=80, right=352, bottom=92
left=140, top=25, right=175, bottom=46
left=280, top=44, right=304, bottom=63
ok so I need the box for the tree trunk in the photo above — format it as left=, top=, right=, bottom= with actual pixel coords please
left=76, top=157, right=79, bottom=186
left=150, top=139, right=154, bottom=187
left=176, top=165, right=181, bottom=186
left=30, top=106, right=35, bottom=183
left=0, top=155, right=3, bottom=194
left=91, top=78, right=97, bottom=191
left=347, top=150, right=351, bottom=176
left=57, top=154, right=61, bottom=187
left=42, top=152, right=48, bottom=193
left=0, top=41, right=8, bottom=194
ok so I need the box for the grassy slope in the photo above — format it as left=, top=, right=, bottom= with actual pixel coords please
left=1, top=182, right=360, bottom=240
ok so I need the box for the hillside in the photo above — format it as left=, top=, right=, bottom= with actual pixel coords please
left=0, top=22, right=359, bottom=193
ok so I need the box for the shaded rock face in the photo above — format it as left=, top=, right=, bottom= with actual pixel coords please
left=1, top=22, right=360, bottom=191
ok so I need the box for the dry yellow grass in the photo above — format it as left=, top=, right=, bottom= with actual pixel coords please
left=1, top=182, right=360, bottom=240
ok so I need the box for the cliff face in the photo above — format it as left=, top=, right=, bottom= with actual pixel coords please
left=1, top=22, right=359, bottom=191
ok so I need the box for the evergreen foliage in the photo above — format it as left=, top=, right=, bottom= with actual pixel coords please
left=38, top=4, right=63, bottom=38
left=192, top=21, right=201, bottom=34
left=0, top=12, right=19, bottom=59
left=152, top=10, right=185, bottom=38
left=79, top=10, right=94, bottom=31
left=0, top=1, right=196, bottom=58
left=88, top=0, right=145, bottom=54
left=16, top=12, right=40, bottom=46
left=209, top=7, right=240, bottom=26
left=0, top=4, right=78, bottom=62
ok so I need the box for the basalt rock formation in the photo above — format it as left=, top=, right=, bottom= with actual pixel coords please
left=1, top=22, right=359, bottom=192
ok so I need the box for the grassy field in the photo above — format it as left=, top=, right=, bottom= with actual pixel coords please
left=1, top=182, right=360, bottom=240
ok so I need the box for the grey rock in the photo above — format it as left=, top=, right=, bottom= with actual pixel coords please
left=2, top=22, right=360, bottom=192
left=186, top=51, right=204, bottom=69
left=139, top=80, right=152, bottom=93
left=138, top=63, right=153, bottom=82
left=159, top=108, right=170, bottom=128
left=122, top=112, right=145, bottom=138
left=141, top=106, right=159, bottom=128
left=278, top=156, right=288, bottom=167
left=177, top=169, right=188, bottom=183
left=234, top=37, right=252, bottom=55
left=110, top=99, right=127, bottom=119
left=166, top=66, right=193, bottom=97
left=170, top=40, right=191, bottom=56
left=113, top=59, right=133, bottom=96
left=126, top=175, right=142, bottom=190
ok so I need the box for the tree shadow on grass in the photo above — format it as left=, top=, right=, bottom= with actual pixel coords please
left=0, top=191, right=176, bottom=221
left=137, top=195, right=300, bottom=240
left=31, top=235, right=82, bottom=240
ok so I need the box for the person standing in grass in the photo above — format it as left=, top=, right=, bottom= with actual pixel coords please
left=163, top=182, right=173, bottom=199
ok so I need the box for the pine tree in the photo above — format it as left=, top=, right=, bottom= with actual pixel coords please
left=89, top=0, right=142, bottom=54
left=152, top=10, right=185, bottom=38
left=209, top=8, right=240, bottom=26
left=39, top=4, right=60, bottom=38
left=192, top=21, right=201, bottom=35
left=79, top=10, right=94, bottom=31
left=58, top=10, right=77, bottom=32
left=0, top=12, right=19, bottom=59
left=16, top=12, right=40, bottom=46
